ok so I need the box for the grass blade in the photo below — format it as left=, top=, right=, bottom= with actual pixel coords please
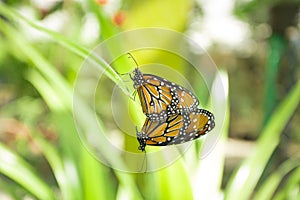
left=273, top=165, right=300, bottom=200
left=225, top=79, right=300, bottom=200
left=0, top=143, right=55, bottom=200
left=253, top=159, right=299, bottom=200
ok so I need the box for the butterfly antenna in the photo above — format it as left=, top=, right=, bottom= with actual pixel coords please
left=127, top=52, right=139, bottom=68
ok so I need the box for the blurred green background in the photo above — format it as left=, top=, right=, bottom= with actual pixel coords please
left=0, top=0, right=300, bottom=199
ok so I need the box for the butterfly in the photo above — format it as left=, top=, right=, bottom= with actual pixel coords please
left=136, top=108, right=215, bottom=152
left=130, top=67, right=199, bottom=121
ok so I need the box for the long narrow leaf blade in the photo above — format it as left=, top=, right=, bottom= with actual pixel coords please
left=225, top=79, right=300, bottom=200
left=0, top=143, right=55, bottom=200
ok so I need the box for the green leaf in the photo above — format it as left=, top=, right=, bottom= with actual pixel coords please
left=0, top=143, right=55, bottom=200
left=156, top=160, right=194, bottom=200
left=81, top=150, right=116, bottom=200
left=0, top=3, right=128, bottom=96
left=33, top=135, right=82, bottom=200
left=273, top=165, right=300, bottom=200
left=253, top=160, right=299, bottom=200
left=225, top=79, right=300, bottom=200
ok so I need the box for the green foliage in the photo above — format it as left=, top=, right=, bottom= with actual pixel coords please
left=0, top=1, right=299, bottom=200
left=0, top=143, right=55, bottom=199
left=263, top=34, right=287, bottom=126
left=225, top=78, right=300, bottom=200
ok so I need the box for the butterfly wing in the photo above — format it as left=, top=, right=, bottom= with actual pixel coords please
left=136, top=114, right=186, bottom=151
left=169, top=109, right=215, bottom=145
left=136, top=109, right=215, bottom=151
left=132, top=68, right=199, bottom=120
left=136, top=74, right=172, bottom=118
left=175, top=86, right=199, bottom=111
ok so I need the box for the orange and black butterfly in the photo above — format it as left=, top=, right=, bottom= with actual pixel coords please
left=130, top=67, right=199, bottom=121
left=136, top=108, right=215, bottom=152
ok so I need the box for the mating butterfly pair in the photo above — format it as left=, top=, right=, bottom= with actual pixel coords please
left=130, top=64, right=215, bottom=152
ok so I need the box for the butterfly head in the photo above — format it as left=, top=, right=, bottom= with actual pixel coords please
left=130, top=68, right=144, bottom=88
left=136, top=127, right=147, bottom=151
